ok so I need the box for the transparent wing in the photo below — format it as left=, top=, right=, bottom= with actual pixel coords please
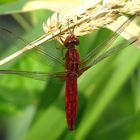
left=80, top=37, right=138, bottom=73
left=34, top=47, right=64, bottom=66
left=0, top=22, right=67, bottom=82
left=81, top=14, right=137, bottom=67
left=0, top=69, right=67, bottom=81
left=0, top=27, right=65, bottom=66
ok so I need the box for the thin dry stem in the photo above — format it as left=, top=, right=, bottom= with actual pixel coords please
left=0, top=0, right=140, bottom=66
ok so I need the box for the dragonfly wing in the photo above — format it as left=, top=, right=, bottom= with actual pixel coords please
left=0, top=70, right=67, bottom=81
left=33, top=45, right=65, bottom=66
left=0, top=27, right=64, bottom=66
left=81, top=14, right=137, bottom=67
left=80, top=36, right=139, bottom=73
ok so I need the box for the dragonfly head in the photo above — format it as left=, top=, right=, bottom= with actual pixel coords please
left=64, top=33, right=79, bottom=47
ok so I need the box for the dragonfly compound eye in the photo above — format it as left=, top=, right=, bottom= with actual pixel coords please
left=64, top=33, right=79, bottom=47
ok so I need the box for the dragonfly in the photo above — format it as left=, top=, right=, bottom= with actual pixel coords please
left=0, top=14, right=138, bottom=131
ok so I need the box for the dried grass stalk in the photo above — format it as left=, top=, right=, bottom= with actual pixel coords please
left=0, top=0, right=140, bottom=66
left=43, top=0, right=140, bottom=43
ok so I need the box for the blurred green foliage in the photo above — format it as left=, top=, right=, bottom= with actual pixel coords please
left=0, top=0, right=18, bottom=5
left=0, top=0, right=140, bottom=140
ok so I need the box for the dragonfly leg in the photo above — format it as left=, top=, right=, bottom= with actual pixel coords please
left=65, top=18, right=76, bottom=34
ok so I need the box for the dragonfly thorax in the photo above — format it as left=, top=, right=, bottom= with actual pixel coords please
left=64, top=33, right=79, bottom=47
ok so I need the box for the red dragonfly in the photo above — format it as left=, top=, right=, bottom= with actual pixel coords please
left=0, top=14, right=138, bottom=131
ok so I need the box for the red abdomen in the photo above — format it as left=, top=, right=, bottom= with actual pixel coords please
left=66, top=75, right=78, bottom=130
left=65, top=45, right=80, bottom=130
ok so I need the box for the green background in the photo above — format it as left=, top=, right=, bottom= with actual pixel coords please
left=0, top=0, right=140, bottom=140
